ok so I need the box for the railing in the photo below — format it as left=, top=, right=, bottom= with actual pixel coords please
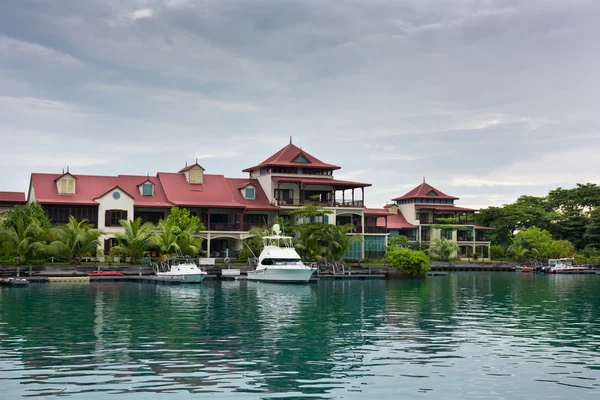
left=364, top=226, right=387, bottom=233
left=277, top=199, right=364, bottom=207
left=208, top=223, right=238, bottom=231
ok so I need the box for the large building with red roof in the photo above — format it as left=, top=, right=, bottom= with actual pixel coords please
left=26, top=140, right=387, bottom=259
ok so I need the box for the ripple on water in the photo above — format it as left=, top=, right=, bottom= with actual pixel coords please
left=0, top=276, right=599, bottom=399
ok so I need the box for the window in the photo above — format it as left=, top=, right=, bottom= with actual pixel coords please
left=245, top=187, right=255, bottom=199
left=442, top=229, right=453, bottom=240
left=59, top=178, right=75, bottom=194
left=189, top=168, right=203, bottom=184
left=112, top=191, right=121, bottom=200
left=293, top=154, right=309, bottom=163
left=142, top=182, right=153, bottom=196
left=428, top=190, right=438, bottom=196
left=105, top=209, right=128, bottom=227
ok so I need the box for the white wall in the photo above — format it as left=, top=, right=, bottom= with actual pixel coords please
left=397, top=203, right=418, bottom=225
left=28, top=184, right=36, bottom=202
left=96, top=188, right=134, bottom=234
left=256, top=175, right=273, bottom=201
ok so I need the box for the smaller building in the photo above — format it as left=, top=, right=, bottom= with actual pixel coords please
left=0, top=191, right=27, bottom=215
left=367, top=179, right=492, bottom=259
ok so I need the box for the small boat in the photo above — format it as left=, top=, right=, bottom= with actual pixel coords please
left=514, top=265, right=534, bottom=272
left=153, top=260, right=207, bottom=283
left=247, top=224, right=317, bottom=283
left=0, top=278, right=29, bottom=286
left=88, top=272, right=124, bottom=277
left=546, top=258, right=589, bottom=274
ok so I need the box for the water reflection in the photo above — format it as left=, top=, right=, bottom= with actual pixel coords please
left=0, top=275, right=598, bottom=399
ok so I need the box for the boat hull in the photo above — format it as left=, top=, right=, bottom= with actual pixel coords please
left=247, top=267, right=316, bottom=283
left=156, top=273, right=206, bottom=283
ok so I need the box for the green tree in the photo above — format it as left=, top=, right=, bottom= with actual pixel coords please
left=47, top=216, right=101, bottom=263
left=0, top=218, right=48, bottom=264
left=322, top=224, right=362, bottom=262
left=387, top=235, right=411, bottom=250
left=584, top=208, right=600, bottom=246
left=294, top=225, right=327, bottom=262
left=153, top=219, right=181, bottom=255
left=428, top=237, right=459, bottom=261
left=490, top=244, right=506, bottom=260
left=238, top=227, right=269, bottom=262
left=115, top=218, right=155, bottom=264
left=177, top=227, right=202, bottom=257
left=385, top=248, right=430, bottom=276
left=1, top=202, right=51, bottom=230
left=163, top=206, right=205, bottom=233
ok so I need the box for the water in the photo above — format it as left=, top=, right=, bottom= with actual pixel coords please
left=0, top=273, right=599, bottom=399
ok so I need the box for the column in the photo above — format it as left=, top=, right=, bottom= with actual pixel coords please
left=207, top=233, right=212, bottom=257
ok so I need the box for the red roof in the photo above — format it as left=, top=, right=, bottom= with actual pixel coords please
left=383, top=203, right=396, bottom=208
left=243, top=143, right=341, bottom=172
left=364, top=208, right=392, bottom=216
left=178, top=162, right=205, bottom=173
left=272, top=176, right=371, bottom=189
left=392, top=181, right=458, bottom=201
left=157, top=173, right=277, bottom=210
left=93, top=185, right=135, bottom=201
left=0, top=191, right=26, bottom=204
left=377, top=211, right=416, bottom=229
left=31, top=173, right=172, bottom=207
left=417, top=205, right=478, bottom=212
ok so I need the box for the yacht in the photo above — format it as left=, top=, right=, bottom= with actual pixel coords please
left=153, top=259, right=207, bottom=283
left=247, top=224, right=317, bottom=283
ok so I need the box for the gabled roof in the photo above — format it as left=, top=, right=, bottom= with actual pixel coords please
left=136, top=178, right=154, bottom=187
left=31, top=173, right=172, bottom=207
left=243, top=143, right=341, bottom=172
left=364, top=208, right=392, bottom=216
left=392, top=181, right=458, bottom=201
left=178, top=162, right=205, bottom=173
left=93, top=185, right=135, bottom=201
left=0, top=191, right=26, bottom=204
left=53, top=172, right=77, bottom=182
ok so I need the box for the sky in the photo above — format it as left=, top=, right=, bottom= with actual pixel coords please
left=1, top=0, right=598, bottom=209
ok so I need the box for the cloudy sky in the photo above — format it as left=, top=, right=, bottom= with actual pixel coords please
left=1, top=0, right=598, bottom=208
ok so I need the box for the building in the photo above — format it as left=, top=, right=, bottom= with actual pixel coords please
left=0, top=191, right=27, bottom=215
left=26, top=141, right=388, bottom=259
left=243, top=139, right=387, bottom=259
left=366, top=179, right=492, bottom=259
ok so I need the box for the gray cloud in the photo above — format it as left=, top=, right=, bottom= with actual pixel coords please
left=0, top=0, right=599, bottom=208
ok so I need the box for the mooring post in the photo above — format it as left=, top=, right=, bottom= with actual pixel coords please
left=16, top=267, right=20, bottom=277
left=139, top=266, right=142, bottom=276
left=29, top=265, right=32, bottom=276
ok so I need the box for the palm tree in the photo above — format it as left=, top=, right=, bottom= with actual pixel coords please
left=115, top=218, right=155, bottom=264
left=153, top=220, right=181, bottom=256
left=294, top=225, right=326, bottom=262
left=428, top=237, right=459, bottom=261
left=323, top=224, right=362, bottom=262
left=177, top=227, right=203, bottom=257
left=47, top=216, right=101, bottom=263
left=0, top=218, right=48, bottom=264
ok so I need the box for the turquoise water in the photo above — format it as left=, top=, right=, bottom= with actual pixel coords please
left=0, top=273, right=599, bottom=399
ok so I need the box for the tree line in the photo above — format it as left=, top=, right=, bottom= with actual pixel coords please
left=0, top=203, right=204, bottom=265
left=475, top=183, right=600, bottom=262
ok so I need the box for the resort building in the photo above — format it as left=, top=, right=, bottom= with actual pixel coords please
left=26, top=141, right=388, bottom=259
left=366, top=180, right=492, bottom=259
left=0, top=191, right=26, bottom=215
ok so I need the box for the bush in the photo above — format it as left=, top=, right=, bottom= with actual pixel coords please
left=490, top=245, right=505, bottom=260
left=385, top=248, right=430, bottom=276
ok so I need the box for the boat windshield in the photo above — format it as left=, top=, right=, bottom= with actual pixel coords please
left=261, top=258, right=304, bottom=266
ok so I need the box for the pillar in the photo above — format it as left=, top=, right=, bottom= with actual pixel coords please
left=207, top=233, right=212, bottom=256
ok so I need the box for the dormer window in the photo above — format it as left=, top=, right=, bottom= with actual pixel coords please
left=189, top=168, right=203, bottom=184
left=427, top=190, right=438, bottom=196
left=142, top=182, right=154, bottom=196
left=57, top=174, right=76, bottom=195
left=245, top=187, right=255, bottom=199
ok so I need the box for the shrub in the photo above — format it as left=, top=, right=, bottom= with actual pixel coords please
left=385, top=248, right=430, bottom=276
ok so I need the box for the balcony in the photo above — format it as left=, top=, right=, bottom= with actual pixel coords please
left=364, top=226, right=387, bottom=234
left=277, top=199, right=364, bottom=207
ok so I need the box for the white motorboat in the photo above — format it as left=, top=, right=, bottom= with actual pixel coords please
left=246, top=224, right=317, bottom=283
left=546, top=258, right=588, bottom=274
left=153, top=260, right=207, bottom=283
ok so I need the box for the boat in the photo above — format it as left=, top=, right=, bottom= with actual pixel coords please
left=546, top=258, right=589, bottom=274
left=0, top=278, right=29, bottom=286
left=246, top=224, right=317, bottom=283
left=513, top=265, right=534, bottom=272
left=153, top=259, right=207, bottom=283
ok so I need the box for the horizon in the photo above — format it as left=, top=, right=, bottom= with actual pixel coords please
left=1, top=0, right=599, bottom=209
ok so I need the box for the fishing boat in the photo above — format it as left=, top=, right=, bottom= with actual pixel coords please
left=153, top=259, right=207, bottom=283
left=546, top=258, right=589, bottom=274
left=247, top=224, right=317, bottom=283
